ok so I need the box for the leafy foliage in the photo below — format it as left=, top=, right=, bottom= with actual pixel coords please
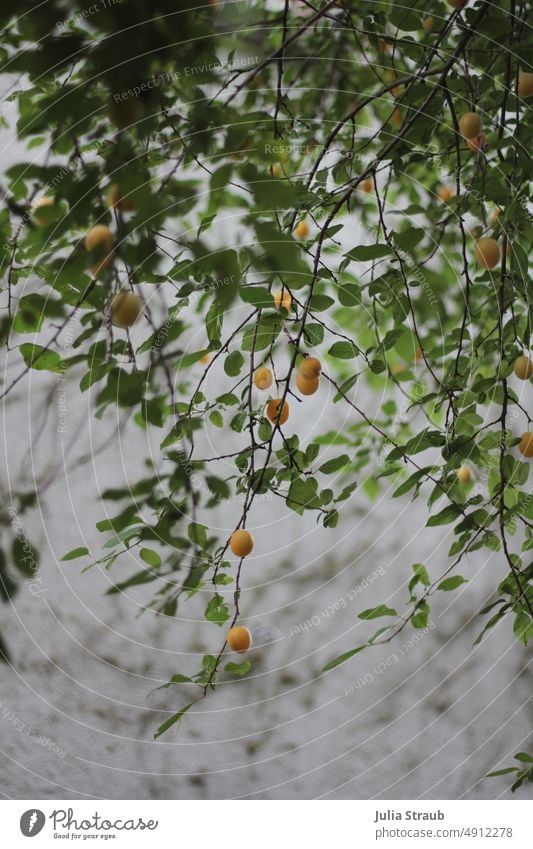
left=0, top=0, right=532, bottom=793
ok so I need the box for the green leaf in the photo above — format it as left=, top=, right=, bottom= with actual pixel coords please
left=188, top=523, right=208, bottom=547
left=12, top=536, right=39, bottom=577
left=328, top=341, right=358, bottom=359
left=513, top=611, right=532, bottom=645
left=258, top=417, right=272, bottom=441
left=486, top=768, right=518, bottom=778
left=323, top=645, right=366, bottom=671
left=242, top=313, right=282, bottom=351
left=438, top=575, right=468, bottom=591
left=224, top=660, right=251, bottom=676
left=427, top=504, right=462, bottom=527
left=287, top=477, right=321, bottom=513
left=209, top=410, right=224, bottom=428
left=359, top=605, right=397, bottom=620
left=140, top=548, right=161, bottom=568
left=409, top=563, right=430, bottom=593
left=319, top=454, right=351, bottom=474
left=61, top=546, right=89, bottom=561
left=106, top=569, right=159, bottom=595
left=204, top=594, right=230, bottom=626
left=304, top=323, right=324, bottom=346
left=239, top=286, right=273, bottom=308
left=210, top=163, right=233, bottom=193
left=411, top=600, right=429, bottom=629
left=0, top=630, right=10, bottom=663
left=323, top=509, right=339, bottom=528
left=389, top=6, right=422, bottom=31
left=224, top=350, right=245, bottom=376
left=19, top=343, right=63, bottom=373
left=176, top=350, right=210, bottom=370
left=346, top=244, right=391, bottom=261
left=13, top=293, right=62, bottom=333
left=154, top=702, right=195, bottom=739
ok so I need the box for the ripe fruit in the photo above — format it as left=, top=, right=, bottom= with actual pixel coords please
left=85, top=224, right=114, bottom=275
left=271, top=163, right=283, bottom=177
left=518, top=71, right=533, bottom=98
left=254, top=367, right=273, bottom=390
left=491, top=207, right=502, bottom=222
left=199, top=353, right=211, bottom=365
left=361, top=178, right=374, bottom=193
left=456, top=466, right=472, bottom=484
left=467, top=133, right=487, bottom=152
left=514, top=356, right=533, bottom=380
left=438, top=186, right=453, bottom=202
left=31, top=195, right=54, bottom=225
left=423, top=17, right=433, bottom=30
left=296, top=373, right=319, bottom=396
left=299, top=356, right=321, bottom=379
left=110, top=291, right=142, bottom=328
left=459, top=112, right=482, bottom=140
left=227, top=626, right=252, bottom=653
left=107, top=184, right=135, bottom=212
left=448, top=0, right=468, bottom=8
left=519, top=433, right=533, bottom=458
left=294, top=220, right=309, bottom=239
left=474, top=237, right=501, bottom=269
left=266, top=398, right=289, bottom=425
left=391, top=108, right=402, bottom=126
left=230, top=529, right=254, bottom=558
left=273, top=289, right=292, bottom=312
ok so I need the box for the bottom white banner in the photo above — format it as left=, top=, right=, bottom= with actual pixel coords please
left=1, top=800, right=531, bottom=847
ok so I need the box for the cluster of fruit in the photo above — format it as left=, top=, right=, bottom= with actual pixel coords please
left=225, top=356, right=322, bottom=654
left=253, top=354, right=322, bottom=430
left=32, top=185, right=142, bottom=330
left=227, top=530, right=254, bottom=654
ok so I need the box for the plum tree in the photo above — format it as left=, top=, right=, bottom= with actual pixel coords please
left=0, top=0, right=531, bottom=789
